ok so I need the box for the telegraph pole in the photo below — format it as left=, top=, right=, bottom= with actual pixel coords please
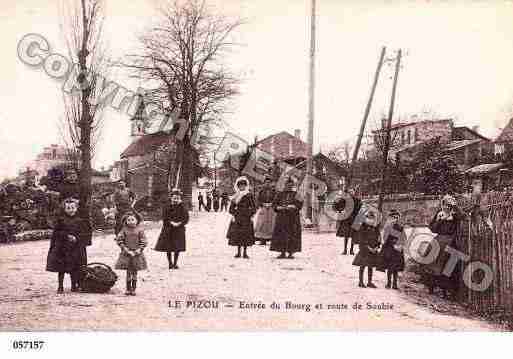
left=347, top=46, right=386, bottom=188
left=305, top=0, right=316, bottom=222
left=377, top=49, right=402, bottom=212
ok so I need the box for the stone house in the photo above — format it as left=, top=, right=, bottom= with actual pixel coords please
left=372, top=118, right=493, bottom=170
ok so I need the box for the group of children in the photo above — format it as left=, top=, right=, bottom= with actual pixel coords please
left=46, top=178, right=407, bottom=296
left=46, top=188, right=188, bottom=296
left=350, top=208, right=406, bottom=290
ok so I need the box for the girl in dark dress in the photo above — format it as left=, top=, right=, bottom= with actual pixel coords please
left=46, top=199, right=91, bottom=293
left=333, top=188, right=362, bottom=255
left=352, top=206, right=381, bottom=288
left=227, top=176, right=256, bottom=258
left=155, top=189, right=189, bottom=269
left=270, top=178, right=303, bottom=259
left=378, top=209, right=406, bottom=290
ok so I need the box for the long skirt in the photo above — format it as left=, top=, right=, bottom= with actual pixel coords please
left=254, top=206, right=276, bottom=240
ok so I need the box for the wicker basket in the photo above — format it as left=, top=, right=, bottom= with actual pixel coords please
left=79, top=262, right=118, bottom=293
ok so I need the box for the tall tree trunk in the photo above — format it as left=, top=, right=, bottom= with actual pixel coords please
left=78, top=0, right=92, bottom=236
left=179, top=136, right=193, bottom=210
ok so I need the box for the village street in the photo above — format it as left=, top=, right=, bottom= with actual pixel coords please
left=0, top=211, right=499, bottom=331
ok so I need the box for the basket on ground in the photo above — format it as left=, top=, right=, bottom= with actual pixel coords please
left=79, top=262, right=118, bottom=293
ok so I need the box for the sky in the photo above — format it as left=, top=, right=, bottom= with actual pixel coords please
left=2, top=0, right=513, bottom=180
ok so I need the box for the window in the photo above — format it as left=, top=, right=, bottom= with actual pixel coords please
left=401, top=131, right=405, bottom=145
left=407, top=130, right=411, bottom=144
left=52, top=149, right=57, bottom=159
left=414, top=127, right=418, bottom=142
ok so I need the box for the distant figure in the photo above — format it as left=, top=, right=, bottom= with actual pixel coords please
left=220, top=192, right=229, bottom=212
left=205, top=192, right=212, bottom=212
left=254, top=176, right=277, bottom=245
left=270, top=178, right=303, bottom=259
left=113, top=181, right=136, bottom=235
left=197, top=192, right=205, bottom=211
left=227, top=176, right=256, bottom=259
left=212, top=189, right=220, bottom=212
left=58, top=169, right=80, bottom=204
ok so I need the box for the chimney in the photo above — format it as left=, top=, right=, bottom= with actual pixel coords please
left=381, top=118, right=387, bottom=129
left=472, top=125, right=479, bottom=133
left=294, top=129, right=301, bottom=139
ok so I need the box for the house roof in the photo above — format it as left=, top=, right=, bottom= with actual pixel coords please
left=121, top=132, right=173, bottom=158
left=256, top=131, right=306, bottom=146
left=372, top=118, right=453, bottom=133
left=495, top=118, right=513, bottom=143
left=465, top=163, right=504, bottom=175
left=292, top=152, right=347, bottom=176
left=452, top=126, right=490, bottom=141
left=443, top=139, right=481, bottom=152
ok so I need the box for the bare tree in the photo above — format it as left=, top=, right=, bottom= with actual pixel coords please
left=118, top=0, right=243, bottom=207
left=60, top=0, right=109, bottom=218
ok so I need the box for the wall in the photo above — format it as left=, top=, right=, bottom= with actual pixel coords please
left=316, top=194, right=442, bottom=232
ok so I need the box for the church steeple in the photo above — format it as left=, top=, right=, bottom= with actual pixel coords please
left=130, top=95, right=146, bottom=142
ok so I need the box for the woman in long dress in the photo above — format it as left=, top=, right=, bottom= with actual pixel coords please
left=226, top=176, right=256, bottom=258
left=253, top=176, right=277, bottom=245
left=270, top=178, right=303, bottom=259
left=421, top=194, right=463, bottom=298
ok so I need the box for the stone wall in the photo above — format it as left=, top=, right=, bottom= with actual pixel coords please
left=315, top=194, right=442, bottom=233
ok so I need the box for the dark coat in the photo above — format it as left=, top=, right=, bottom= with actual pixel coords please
left=227, top=193, right=256, bottom=247
left=46, top=214, right=90, bottom=273
left=334, top=195, right=362, bottom=239
left=270, top=191, right=303, bottom=253
left=421, top=208, right=463, bottom=289
left=352, top=224, right=380, bottom=267
left=155, top=202, right=189, bottom=252
left=257, top=187, right=276, bottom=206
left=377, top=223, right=405, bottom=272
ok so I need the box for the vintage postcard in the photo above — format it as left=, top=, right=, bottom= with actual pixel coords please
left=2, top=0, right=513, bottom=344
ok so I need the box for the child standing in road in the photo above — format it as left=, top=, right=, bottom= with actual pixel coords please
left=155, top=188, right=189, bottom=269
left=352, top=207, right=381, bottom=288
left=114, top=211, right=147, bottom=296
left=46, top=198, right=90, bottom=293
left=378, top=209, right=406, bottom=290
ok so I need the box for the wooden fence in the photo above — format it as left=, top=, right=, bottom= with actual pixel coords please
left=456, top=191, right=513, bottom=318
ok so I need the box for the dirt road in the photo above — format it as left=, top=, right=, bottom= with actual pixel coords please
left=0, top=211, right=499, bottom=331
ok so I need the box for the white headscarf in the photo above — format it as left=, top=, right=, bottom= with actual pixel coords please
left=232, top=176, right=251, bottom=204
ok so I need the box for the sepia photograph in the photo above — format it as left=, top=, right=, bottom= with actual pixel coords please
left=2, top=0, right=513, bottom=350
